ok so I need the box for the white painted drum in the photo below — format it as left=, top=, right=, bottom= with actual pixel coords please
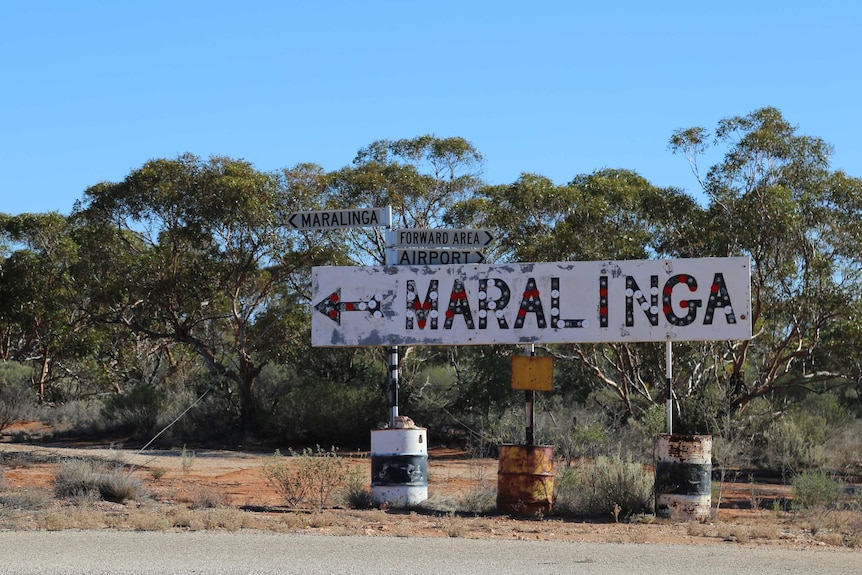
left=655, top=434, right=712, bottom=520
left=370, top=427, right=428, bottom=506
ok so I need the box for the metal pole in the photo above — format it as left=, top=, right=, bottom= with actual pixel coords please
left=389, top=346, right=398, bottom=427
left=666, top=340, right=673, bottom=435
left=384, top=213, right=400, bottom=428
left=525, top=344, right=535, bottom=446
left=389, top=345, right=399, bottom=426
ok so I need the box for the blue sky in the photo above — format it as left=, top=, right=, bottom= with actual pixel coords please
left=2, top=1, right=860, bottom=215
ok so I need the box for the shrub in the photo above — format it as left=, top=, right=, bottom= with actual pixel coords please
left=0, top=362, right=33, bottom=433
left=792, top=470, right=843, bottom=510
left=180, top=445, right=196, bottom=473
left=54, top=459, right=147, bottom=503
left=765, top=418, right=826, bottom=480
left=188, top=487, right=228, bottom=509
left=54, top=459, right=101, bottom=500
left=38, top=399, right=107, bottom=437
left=554, top=454, right=654, bottom=519
left=101, top=383, right=166, bottom=439
left=0, top=486, right=53, bottom=511
left=98, top=471, right=147, bottom=503
left=263, top=446, right=346, bottom=511
left=539, top=401, right=613, bottom=467
left=340, top=465, right=372, bottom=509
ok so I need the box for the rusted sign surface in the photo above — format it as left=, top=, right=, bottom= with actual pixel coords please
left=511, top=355, right=554, bottom=391
left=311, top=257, right=751, bottom=347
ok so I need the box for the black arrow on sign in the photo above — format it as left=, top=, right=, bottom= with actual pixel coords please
left=314, top=289, right=384, bottom=324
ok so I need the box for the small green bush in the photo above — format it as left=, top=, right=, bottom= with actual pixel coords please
left=263, top=446, right=346, bottom=511
left=792, top=470, right=843, bottom=510
left=340, top=465, right=372, bottom=509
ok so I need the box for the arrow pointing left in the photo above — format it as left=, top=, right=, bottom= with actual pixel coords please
left=314, top=289, right=385, bottom=324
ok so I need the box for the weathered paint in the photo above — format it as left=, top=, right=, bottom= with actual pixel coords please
left=497, top=444, right=555, bottom=516
left=655, top=434, right=712, bottom=520
left=311, top=257, right=751, bottom=347
left=370, top=427, right=428, bottom=506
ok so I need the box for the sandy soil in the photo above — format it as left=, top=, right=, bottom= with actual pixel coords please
left=0, top=434, right=858, bottom=550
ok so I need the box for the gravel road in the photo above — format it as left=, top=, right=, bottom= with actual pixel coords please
left=0, top=531, right=859, bottom=575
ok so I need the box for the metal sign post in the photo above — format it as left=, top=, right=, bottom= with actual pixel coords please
left=525, top=345, right=535, bottom=446
left=384, top=225, right=399, bottom=427
left=388, top=345, right=399, bottom=426
left=666, top=340, right=673, bottom=435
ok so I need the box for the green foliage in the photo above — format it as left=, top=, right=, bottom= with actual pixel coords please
left=0, top=362, right=33, bottom=433
left=539, top=399, right=612, bottom=466
left=101, top=384, right=166, bottom=439
left=619, top=403, right=667, bottom=461
left=265, top=372, right=384, bottom=447
left=74, top=153, right=339, bottom=438
left=0, top=214, right=97, bottom=399
left=792, top=471, right=844, bottom=510
left=262, top=447, right=346, bottom=511
left=2, top=121, right=862, bottom=452
left=763, top=394, right=853, bottom=478
left=671, top=107, right=862, bottom=410
left=340, top=465, right=372, bottom=509
left=37, top=399, right=106, bottom=437
left=554, top=454, right=654, bottom=518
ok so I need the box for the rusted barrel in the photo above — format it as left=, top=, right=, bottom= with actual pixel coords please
left=655, top=434, right=712, bottom=520
left=497, top=444, right=555, bottom=516
left=370, top=427, right=428, bottom=506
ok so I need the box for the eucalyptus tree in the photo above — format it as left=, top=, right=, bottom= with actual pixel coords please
left=0, top=212, right=98, bottom=399
left=73, top=154, right=343, bottom=437
left=670, top=106, right=862, bottom=411
left=314, top=137, right=487, bottom=423
left=451, top=169, right=704, bottom=420
left=447, top=173, right=577, bottom=263
left=327, top=135, right=485, bottom=264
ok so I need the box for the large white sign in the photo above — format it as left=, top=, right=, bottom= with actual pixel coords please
left=311, top=257, right=751, bottom=347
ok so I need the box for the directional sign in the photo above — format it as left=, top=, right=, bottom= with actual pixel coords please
left=287, top=206, right=391, bottom=230
left=388, top=228, right=495, bottom=248
left=388, top=249, right=485, bottom=266
left=311, top=257, right=751, bottom=347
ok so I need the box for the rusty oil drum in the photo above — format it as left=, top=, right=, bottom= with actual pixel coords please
left=655, top=434, right=712, bottom=520
left=496, top=444, right=555, bottom=516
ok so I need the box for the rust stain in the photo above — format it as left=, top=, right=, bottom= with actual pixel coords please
left=497, top=445, right=555, bottom=517
left=655, top=435, right=712, bottom=520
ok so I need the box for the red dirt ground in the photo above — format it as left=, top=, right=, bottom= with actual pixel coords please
left=0, top=424, right=858, bottom=549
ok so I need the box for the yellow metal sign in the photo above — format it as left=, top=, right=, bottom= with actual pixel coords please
left=511, top=355, right=554, bottom=391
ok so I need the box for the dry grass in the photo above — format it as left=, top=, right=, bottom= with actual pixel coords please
left=2, top=443, right=862, bottom=549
